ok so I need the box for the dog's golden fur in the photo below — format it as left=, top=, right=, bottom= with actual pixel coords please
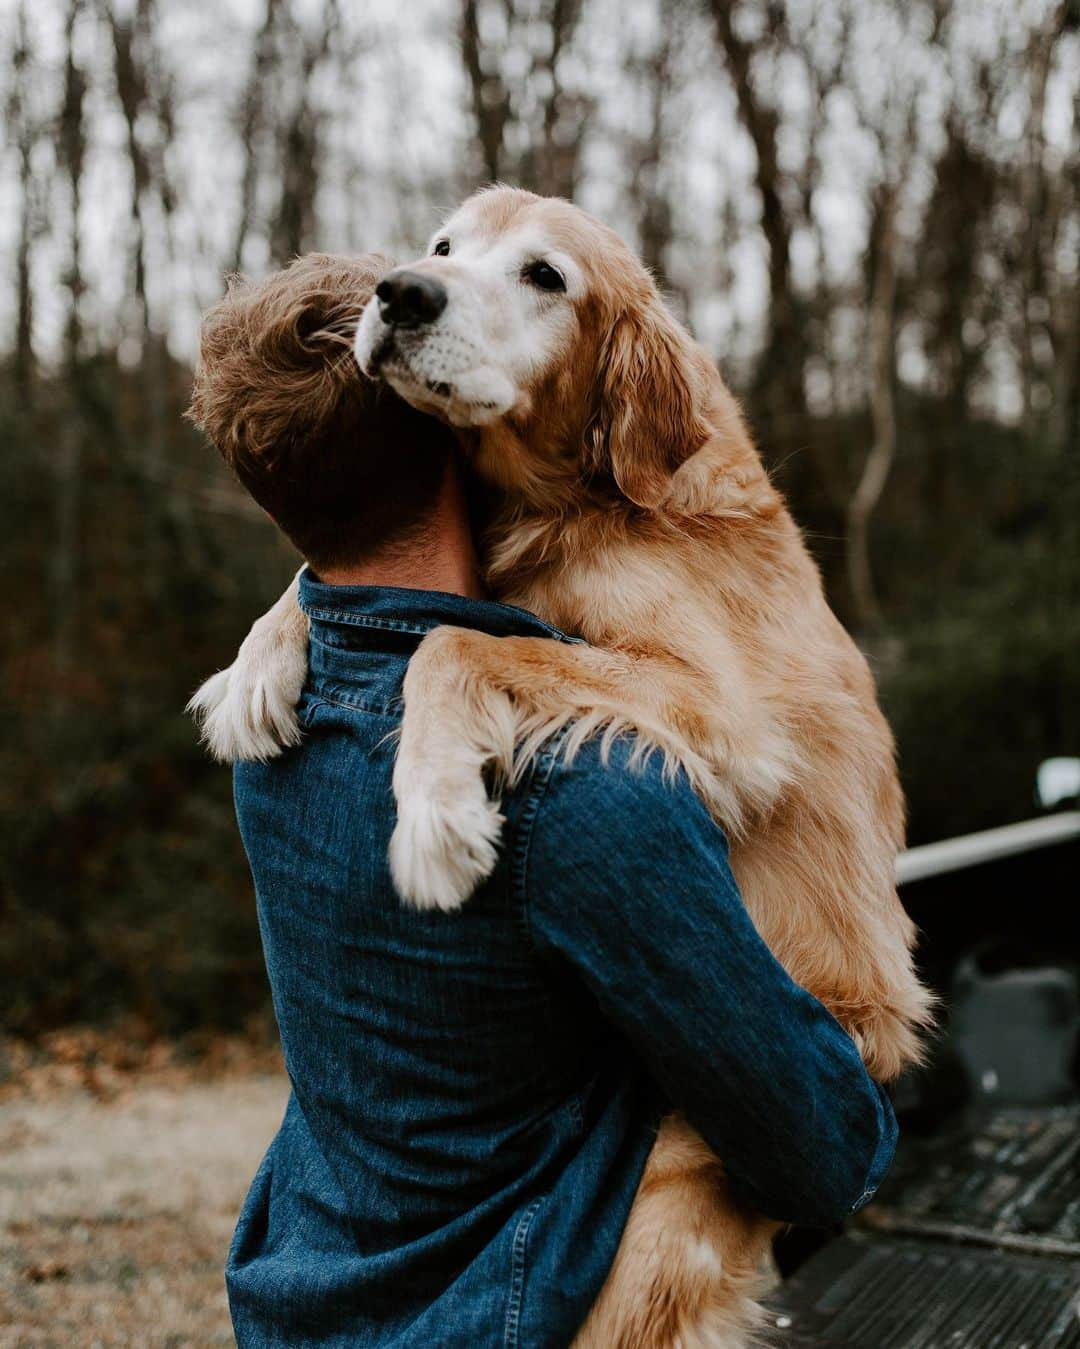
left=380, top=189, right=933, bottom=1345
left=192, top=191, right=934, bottom=1347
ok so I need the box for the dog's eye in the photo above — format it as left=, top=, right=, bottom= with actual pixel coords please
left=523, top=260, right=566, bottom=293
left=432, top=239, right=451, bottom=257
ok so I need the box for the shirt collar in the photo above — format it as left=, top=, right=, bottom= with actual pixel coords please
left=298, top=566, right=578, bottom=645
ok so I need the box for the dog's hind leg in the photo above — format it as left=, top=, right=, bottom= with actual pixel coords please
left=573, top=1116, right=775, bottom=1349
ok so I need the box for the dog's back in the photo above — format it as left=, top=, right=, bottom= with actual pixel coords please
left=487, top=415, right=933, bottom=1080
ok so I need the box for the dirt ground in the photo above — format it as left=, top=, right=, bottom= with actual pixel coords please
left=0, top=1041, right=288, bottom=1348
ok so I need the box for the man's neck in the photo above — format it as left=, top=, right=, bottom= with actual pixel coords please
left=317, top=457, right=485, bottom=600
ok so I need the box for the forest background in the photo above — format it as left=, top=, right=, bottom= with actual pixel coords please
left=2, top=0, right=1077, bottom=1045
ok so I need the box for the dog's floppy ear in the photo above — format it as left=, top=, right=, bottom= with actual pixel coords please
left=588, top=299, right=706, bottom=509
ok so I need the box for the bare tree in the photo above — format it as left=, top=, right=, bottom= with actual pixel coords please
left=841, top=0, right=935, bottom=636
left=51, top=0, right=88, bottom=698
left=459, top=0, right=587, bottom=196
left=231, top=0, right=285, bottom=273
left=627, top=25, right=677, bottom=287
left=461, top=0, right=513, bottom=182
left=1018, top=2, right=1068, bottom=433
left=521, top=0, right=588, bottom=197
left=1046, top=112, right=1079, bottom=461
left=107, top=0, right=176, bottom=485
left=108, top=1, right=152, bottom=336
left=846, top=177, right=901, bottom=635
left=7, top=3, right=38, bottom=406
left=271, top=0, right=341, bottom=265
left=709, top=0, right=807, bottom=434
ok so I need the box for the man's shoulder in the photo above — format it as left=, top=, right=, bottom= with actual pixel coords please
left=525, top=732, right=727, bottom=863
left=516, top=730, right=738, bottom=956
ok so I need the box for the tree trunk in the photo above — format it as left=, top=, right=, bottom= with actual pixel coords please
left=633, top=30, right=675, bottom=289
left=52, top=0, right=87, bottom=704
left=846, top=181, right=900, bottom=636
left=9, top=4, right=36, bottom=406
left=1017, top=4, right=1063, bottom=434
left=532, top=0, right=585, bottom=198
left=232, top=0, right=283, bottom=273
left=710, top=0, right=806, bottom=428
left=460, top=0, right=511, bottom=183
left=271, top=3, right=338, bottom=265
left=108, top=2, right=161, bottom=465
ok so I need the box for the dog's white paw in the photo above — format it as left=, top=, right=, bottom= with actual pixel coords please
left=389, top=776, right=504, bottom=912
left=187, top=636, right=306, bottom=764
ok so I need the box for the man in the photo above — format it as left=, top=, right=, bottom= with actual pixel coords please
left=189, top=253, right=897, bottom=1347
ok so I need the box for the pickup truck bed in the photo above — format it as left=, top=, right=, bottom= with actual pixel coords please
left=772, top=1105, right=1080, bottom=1345
left=771, top=817, right=1080, bottom=1346
left=771, top=1230, right=1080, bottom=1346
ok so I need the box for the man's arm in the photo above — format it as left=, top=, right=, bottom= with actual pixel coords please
left=523, top=739, right=897, bottom=1228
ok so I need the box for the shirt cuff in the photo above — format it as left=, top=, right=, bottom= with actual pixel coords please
left=849, top=1080, right=899, bottom=1213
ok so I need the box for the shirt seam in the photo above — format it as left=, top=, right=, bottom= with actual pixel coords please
left=503, top=1197, right=543, bottom=1349
left=299, top=600, right=580, bottom=645
left=510, top=727, right=572, bottom=950
left=849, top=1082, right=898, bottom=1213
left=305, top=683, right=403, bottom=718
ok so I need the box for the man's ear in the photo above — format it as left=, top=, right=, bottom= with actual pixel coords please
left=587, top=300, right=705, bottom=509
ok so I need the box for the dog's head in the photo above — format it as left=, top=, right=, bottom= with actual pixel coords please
left=355, top=187, right=743, bottom=510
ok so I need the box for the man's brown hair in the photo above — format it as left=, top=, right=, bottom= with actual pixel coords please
left=188, top=252, right=453, bottom=571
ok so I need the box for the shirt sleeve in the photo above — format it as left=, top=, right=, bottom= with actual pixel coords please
left=521, top=738, right=898, bottom=1228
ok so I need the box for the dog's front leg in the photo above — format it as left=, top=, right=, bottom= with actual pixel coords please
left=388, top=626, right=515, bottom=913
left=390, top=627, right=723, bottom=911
left=188, top=570, right=309, bottom=762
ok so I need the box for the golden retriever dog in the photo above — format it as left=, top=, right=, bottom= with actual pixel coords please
left=192, top=188, right=934, bottom=1347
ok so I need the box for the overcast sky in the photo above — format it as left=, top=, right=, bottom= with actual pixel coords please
left=1, top=0, right=1075, bottom=423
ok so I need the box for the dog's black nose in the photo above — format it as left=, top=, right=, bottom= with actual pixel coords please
left=375, top=270, right=448, bottom=329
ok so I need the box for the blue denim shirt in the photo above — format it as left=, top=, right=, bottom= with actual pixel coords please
left=226, top=571, right=897, bottom=1348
